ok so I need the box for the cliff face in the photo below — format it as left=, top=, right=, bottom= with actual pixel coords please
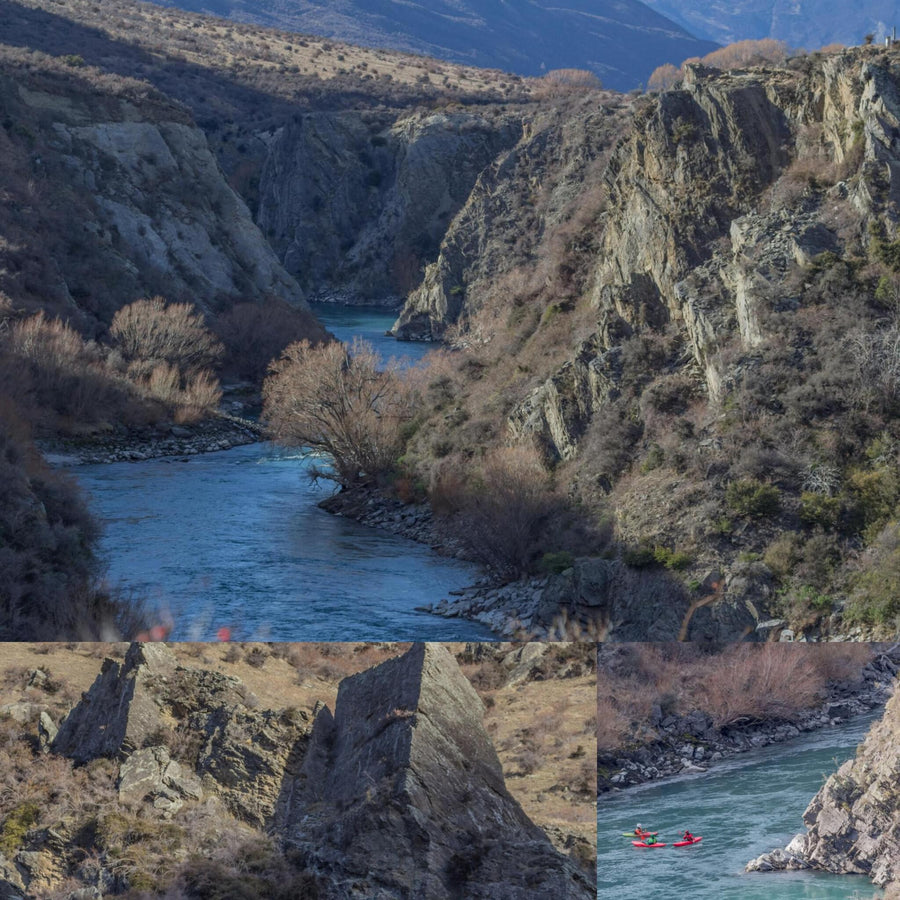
left=257, top=108, right=521, bottom=304
left=748, top=671, right=900, bottom=887
left=278, top=643, right=593, bottom=900
left=394, top=94, right=626, bottom=340
left=0, top=53, right=308, bottom=327
left=398, top=52, right=891, bottom=457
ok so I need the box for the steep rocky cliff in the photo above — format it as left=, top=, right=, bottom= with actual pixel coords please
left=397, top=46, right=900, bottom=635
left=277, top=642, right=593, bottom=899
left=747, top=670, right=900, bottom=889
left=0, top=48, right=308, bottom=327
left=394, top=93, right=626, bottom=339
left=257, top=107, right=522, bottom=303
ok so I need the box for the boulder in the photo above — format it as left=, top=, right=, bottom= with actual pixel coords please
left=278, top=643, right=593, bottom=899
left=52, top=643, right=176, bottom=761
left=117, top=746, right=203, bottom=813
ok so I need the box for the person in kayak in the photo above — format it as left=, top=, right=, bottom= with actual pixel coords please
left=634, top=823, right=643, bottom=835
left=682, top=830, right=695, bottom=843
left=643, top=834, right=659, bottom=845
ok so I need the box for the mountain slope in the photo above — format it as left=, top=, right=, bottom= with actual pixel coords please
left=146, top=0, right=719, bottom=90
left=391, top=45, right=900, bottom=637
left=641, top=0, right=900, bottom=49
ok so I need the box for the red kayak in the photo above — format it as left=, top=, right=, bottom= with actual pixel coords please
left=632, top=841, right=667, bottom=848
left=672, top=837, right=703, bottom=847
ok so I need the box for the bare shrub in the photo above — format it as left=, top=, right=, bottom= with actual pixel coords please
left=698, top=645, right=824, bottom=727
left=699, top=38, right=789, bottom=71
left=1, top=313, right=140, bottom=432
left=648, top=63, right=681, bottom=92
left=216, top=297, right=326, bottom=382
left=434, top=445, right=600, bottom=580
left=534, top=68, right=603, bottom=99
left=263, top=338, right=416, bottom=486
left=844, top=323, right=900, bottom=413
left=110, top=296, right=223, bottom=374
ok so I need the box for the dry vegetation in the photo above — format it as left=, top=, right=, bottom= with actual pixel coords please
left=596, top=643, right=876, bottom=751
left=0, top=416, right=147, bottom=641
left=0, top=640, right=596, bottom=887
left=4, top=0, right=534, bottom=127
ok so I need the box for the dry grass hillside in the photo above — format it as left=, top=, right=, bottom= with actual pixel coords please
left=3, top=0, right=534, bottom=122
left=0, top=641, right=596, bottom=860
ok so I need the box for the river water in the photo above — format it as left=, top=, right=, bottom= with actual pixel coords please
left=72, top=305, right=493, bottom=641
left=598, top=714, right=885, bottom=900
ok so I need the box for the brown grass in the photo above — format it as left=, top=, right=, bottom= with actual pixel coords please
left=596, top=643, right=876, bottom=750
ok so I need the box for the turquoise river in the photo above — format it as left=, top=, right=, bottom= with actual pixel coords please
left=598, top=713, right=885, bottom=899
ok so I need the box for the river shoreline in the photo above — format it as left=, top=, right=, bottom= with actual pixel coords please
left=39, top=414, right=263, bottom=465
left=598, top=647, right=899, bottom=796
left=319, top=486, right=599, bottom=638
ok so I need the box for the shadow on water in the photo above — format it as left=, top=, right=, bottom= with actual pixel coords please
left=77, top=444, right=493, bottom=641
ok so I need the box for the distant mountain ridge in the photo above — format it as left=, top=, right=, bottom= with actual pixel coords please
left=147, top=0, right=719, bottom=90
left=639, top=0, right=900, bottom=49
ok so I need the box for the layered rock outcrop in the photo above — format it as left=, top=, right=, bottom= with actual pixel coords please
left=748, top=670, right=900, bottom=887
left=396, top=50, right=900, bottom=458
left=277, top=642, right=593, bottom=899
left=52, top=642, right=311, bottom=825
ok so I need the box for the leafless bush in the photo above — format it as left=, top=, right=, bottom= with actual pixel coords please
left=533, top=68, right=603, bottom=99
left=434, top=445, right=597, bottom=580
left=648, top=63, right=681, bottom=92
left=263, top=338, right=417, bottom=486
left=698, top=645, right=824, bottom=727
left=216, top=297, right=326, bottom=382
left=845, top=323, right=900, bottom=412
left=110, top=297, right=223, bottom=374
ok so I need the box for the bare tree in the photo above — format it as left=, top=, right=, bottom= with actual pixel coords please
left=263, top=338, right=416, bottom=486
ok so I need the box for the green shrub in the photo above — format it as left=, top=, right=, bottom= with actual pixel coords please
left=763, top=533, right=801, bottom=579
left=0, top=803, right=40, bottom=856
left=639, top=443, right=665, bottom=473
left=845, top=523, right=900, bottom=627
left=540, top=551, right=575, bottom=574
left=800, top=492, right=841, bottom=530
left=846, top=467, right=899, bottom=539
left=725, top=479, right=781, bottom=518
left=653, top=545, right=693, bottom=570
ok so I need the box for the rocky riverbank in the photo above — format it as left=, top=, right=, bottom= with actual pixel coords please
left=319, top=487, right=573, bottom=638
left=598, top=647, right=900, bottom=794
left=746, top=655, right=900, bottom=888
left=38, top=414, right=263, bottom=465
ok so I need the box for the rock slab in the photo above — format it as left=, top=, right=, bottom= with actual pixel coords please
left=278, top=642, right=593, bottom=899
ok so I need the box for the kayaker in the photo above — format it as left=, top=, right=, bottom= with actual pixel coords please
left=644, top=833, right=658, bottom=845
left=682, top=830, right=694, bottom=843
left=634, top=823, right=644, bottom=835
